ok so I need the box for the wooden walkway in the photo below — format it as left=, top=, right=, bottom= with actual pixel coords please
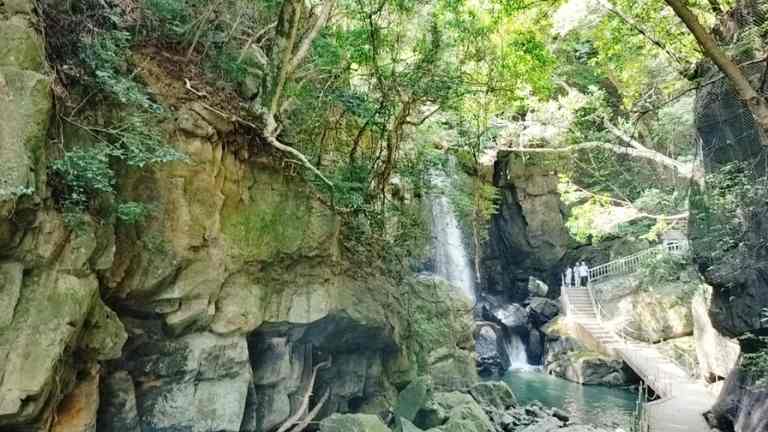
left=565, top=287, right=715, bottom=432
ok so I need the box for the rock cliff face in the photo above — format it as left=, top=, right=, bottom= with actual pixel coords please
left=691, top=1, right=768, bottom=338
left=482, top=153, right=569, bottom=301
left=0, top=5, right=477, bottom=431
left=690, top=2, right=768, bottom=429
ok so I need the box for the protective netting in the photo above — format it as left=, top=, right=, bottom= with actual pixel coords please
left=695, top=0, right=768, bottom=175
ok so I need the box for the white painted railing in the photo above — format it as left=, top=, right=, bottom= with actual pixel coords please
left=588, top=240, right=688, bottom=285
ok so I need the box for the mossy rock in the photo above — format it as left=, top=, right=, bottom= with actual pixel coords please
left=469, top=382, right=517, bottom=411
left=0, top=67, right=51, bottom=211
left=320, top=414, right=392, bottom=432
left=222, top=170, right=338, bottom=261
left=0, top=16, right=45, bottom=72
left=422, top=392, right=495, bottom=432
left=395, top=376, right=433, bottom=422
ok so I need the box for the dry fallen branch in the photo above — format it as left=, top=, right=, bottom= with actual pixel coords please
left=288, top=389, right=331, bottom=432
left=275, top=357, right=333, bottom=432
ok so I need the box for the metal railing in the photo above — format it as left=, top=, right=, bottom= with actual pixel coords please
left=631, top=382, right=651, bottom=432
left=561, top=240, right=697, bottom=401
left=588, top=240, right=687, bottom=285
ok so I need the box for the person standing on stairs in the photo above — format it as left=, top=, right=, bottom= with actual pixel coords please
left=578, top=262, right=590, bottom=288
left=574, top=264, right=581, bottom=288
left=564, top=266, right=573, bottom=289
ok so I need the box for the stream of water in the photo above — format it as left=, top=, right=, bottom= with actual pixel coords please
left=502, top=370, right=637, bottom=430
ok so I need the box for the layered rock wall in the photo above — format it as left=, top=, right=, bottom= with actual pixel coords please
left=0, top=7, right=477, bottom=431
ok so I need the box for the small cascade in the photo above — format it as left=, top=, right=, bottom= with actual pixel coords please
left=429, top=169, right=476, bottom=301
left=503, top=333, right=532, bottom=371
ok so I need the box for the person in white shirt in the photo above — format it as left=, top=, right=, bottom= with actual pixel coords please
left=574, top=264, right=581, bottom=288
left=565, top=266, right=573, bottom=289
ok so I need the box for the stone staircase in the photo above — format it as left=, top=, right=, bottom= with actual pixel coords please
left=561, top=242, right=717, bottom=432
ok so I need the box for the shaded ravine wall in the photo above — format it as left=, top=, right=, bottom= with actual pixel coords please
left=0, top=5, right=477, bottom=431
left=689, top=2, right=768, bottom=430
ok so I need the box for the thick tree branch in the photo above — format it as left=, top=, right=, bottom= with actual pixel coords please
left=288, top=0, right=335, bottom=75
left=498, top=141, right=692, bottom=178
left=664, top=0, right=768, bottom=135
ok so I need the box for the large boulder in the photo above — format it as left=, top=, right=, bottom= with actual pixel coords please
left=395, top=377, right=433, bottom=422
left=481, top=302, right=528, bottom=333
left=0, top=243, right=120, bottom=429
left=474, top=324, right=504, bottom=376
left=525, top=328, right=545, bottom=365
left=0, top=13, right=51, bottom=219
left=708, top=365, right=768, bottom=432
left=421, top=392, right=494, bottom=432
left=554, top=351, right=637, bottom=386
left=527, top=297, right=560, bottom=326
left=468, top=382, right=517, bottom=412
left=427, top=348, right=479, bottom=392
left=607, top=286, right=694, bottom=343
left=528, top=276, right=549, bottom=297
left=320, top=414, right=392, bottom=432
left=242, top=336, right=305, bottom=432
left=541, top=317, right=636, bottom=385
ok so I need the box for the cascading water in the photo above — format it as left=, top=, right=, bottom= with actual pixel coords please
left=429, top=169, right=476, bottom=301
left=503, top=333, right=531, bottom=370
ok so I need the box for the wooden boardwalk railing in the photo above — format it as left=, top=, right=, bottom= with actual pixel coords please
left=561, top=241, right=715, bottom=432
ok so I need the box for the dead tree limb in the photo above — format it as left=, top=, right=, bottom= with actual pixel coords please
left=288, top=389, right=331, bottom=432
left=275, top=357, right=333, bottom=432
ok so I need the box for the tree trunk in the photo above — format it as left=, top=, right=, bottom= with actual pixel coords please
left=261, top=0, right=303, bottom=116
left=664, top=0, right=768, bottom=136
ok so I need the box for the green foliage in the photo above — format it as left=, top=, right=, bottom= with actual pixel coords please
left=142, top=0, right=195, bottom=41
left=206, top=48, right=252, bottom=87
left=634, top=188, right=681, bottom=214
left=51, top=112, right=185, bottom=220
left=80, top=31, right=158, bottom=110
left=565, top=195, right=612, bottom=243
left=51, top=147, right=115, bottom=210
left=637, top=251, right=688, bottom=286
left=448, top=168, right=499, bottom=244
left=694, top=162, right=768, bottom=261
left=115, top=202, right=152, bottom=223
left=50, top=11, right=187, bottom=230
left=741, top=335, right=768, bottom=385
left=106, top=113, right=185, bottom=168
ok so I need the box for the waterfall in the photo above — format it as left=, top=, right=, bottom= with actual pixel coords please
left=503, top=333, right=531, bottom=370
left=429, top=169, right=476, bottom=301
